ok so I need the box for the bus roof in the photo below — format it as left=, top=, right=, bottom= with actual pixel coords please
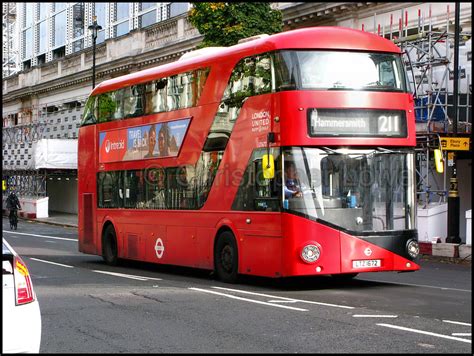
left=92, top=26, right=401, bottom=96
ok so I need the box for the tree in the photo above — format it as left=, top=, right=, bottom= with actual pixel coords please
left=188, top=3, right=282, bottom=48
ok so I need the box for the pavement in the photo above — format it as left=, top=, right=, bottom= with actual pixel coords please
left=33, top=211, right=78, bottom=228
left=4, top=211, right=471, bottom=264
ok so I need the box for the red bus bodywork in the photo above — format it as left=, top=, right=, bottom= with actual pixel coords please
left=78, top=27, right=420, bottom=279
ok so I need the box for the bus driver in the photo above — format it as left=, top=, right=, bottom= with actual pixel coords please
left=284, top=162, right=303, bottom=199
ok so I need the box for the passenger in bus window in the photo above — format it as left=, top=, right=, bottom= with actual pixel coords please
left=158, top=123, right=170, bottom=157
left=147, top=168, right=166, bottom=209
left=144, top=124, right=157, bottom=158
left=284, top=161, right=303, bottom=198
left=176, top=166, right=190, bottom=208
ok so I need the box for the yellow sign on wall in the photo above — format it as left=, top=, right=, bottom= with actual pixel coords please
left=440, top=137, right=470, bottom=151
left=2, top=180, right=6, bottom=191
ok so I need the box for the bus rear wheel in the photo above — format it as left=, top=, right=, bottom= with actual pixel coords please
left=102, top=224, right=118, bottom=266
left=214, top=231, right=238, bottom=283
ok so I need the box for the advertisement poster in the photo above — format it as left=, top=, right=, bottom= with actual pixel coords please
left=99, top=118, right=191, bottom=163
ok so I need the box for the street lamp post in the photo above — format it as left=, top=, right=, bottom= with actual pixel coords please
left=88, top=16, right=102, bottom=89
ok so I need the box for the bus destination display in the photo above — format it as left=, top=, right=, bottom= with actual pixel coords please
left=308, top=108, right=407, bottom=137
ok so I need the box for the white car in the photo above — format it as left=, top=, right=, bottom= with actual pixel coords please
left=2, top=238, right=42, bottom=353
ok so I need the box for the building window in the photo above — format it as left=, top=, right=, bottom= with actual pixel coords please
left=140, top=3, right=156, bottom=11
left=94, top=3, right=107, bottom=27
left=54, top=13, right=67, bottom=47
left=169, top=3, right=189, bottom=18
left=54, top=3, right=68, bottom=13
left=115, top=21, right=129, bottom=37
left=139, top=10, right=156, bottom=28
left=23, top=60, right=31, bottom=70
left=38, top=21, right=48, bottom=54
left=72, top=3, right=85, bottom=38
left=72, top=39, right=84, bottom=53
left=39, top=3, right=49, bottom=21
left=23, top=28, right=33, bottom=59
left=52, top=46, right=65, bottom=60
left=24, top=3, right=34, bottom=27
left=93, top=3, right=107, bottom=44
left=37, top=54, right=46, bottom=65
left=97, top=30, right=106, bottom=44
left=115, top=3, right=129, bottom=21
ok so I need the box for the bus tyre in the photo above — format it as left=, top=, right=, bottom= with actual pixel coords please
left=102, top=224, right=118, bottom=266
left=214, top=231, right=238, bottom=283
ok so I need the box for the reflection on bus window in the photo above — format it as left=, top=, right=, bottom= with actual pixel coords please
left=232, top=148, right=281, bottom=212
left=98, top=171, right=122, bottom=208
left=82, top=68, right=210, bottom=126
left=274, top=50, right=407, bottom=92
left=282, top=147, right=415, bottom=232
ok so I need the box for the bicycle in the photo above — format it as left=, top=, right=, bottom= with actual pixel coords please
left=9, top=209, right=18, bottom=230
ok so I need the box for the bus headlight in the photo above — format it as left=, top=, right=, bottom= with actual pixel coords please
left=406, top=239, right=419, bottom=258
left=301, top=244, right=321, bottom=263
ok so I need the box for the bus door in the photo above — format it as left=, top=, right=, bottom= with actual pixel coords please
left=231, top=148, right=282, bottom=277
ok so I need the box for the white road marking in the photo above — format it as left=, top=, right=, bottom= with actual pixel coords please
left=377, top=323, right=472, bottom=344
left=267, top=300, right=298, bottom=303
left=359, top=278, right=471, bottom=293
left=189, top=287, right=308, bottom=311
left=353, top=314, right=398, bottom=318
left=212, top=286, right=354, bottom=309
left=3, top=230, right=76, bottom=242
left=443, top=320, right=471, bottom=326
left=452, top=333, right=471, bottom=336
left=92, top=270, right=162, bottom=281
left=30, top=258, right=74, bottom=268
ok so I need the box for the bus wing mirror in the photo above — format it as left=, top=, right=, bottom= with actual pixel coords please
left=262, top=154, right=275, bottom=179
left=434, top=149, right=444, bottom=173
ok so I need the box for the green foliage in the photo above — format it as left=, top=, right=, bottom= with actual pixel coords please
left=98, top=93, right=117, bottom=122
left=188, top=3, right=282, bottom=48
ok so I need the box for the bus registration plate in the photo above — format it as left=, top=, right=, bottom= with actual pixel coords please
left=352, top=259, right=381, bottom=268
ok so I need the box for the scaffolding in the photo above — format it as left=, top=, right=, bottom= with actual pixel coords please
left=394, top=5, right=471, bottom=135
left=2, top=2, right=19, bottom=78
left=2, top=96, right=87, bottom=197
left=370, top=5, right=472, bottom=206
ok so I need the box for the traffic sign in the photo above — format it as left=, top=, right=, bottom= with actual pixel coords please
left=439, top=137, right=470, bottom=151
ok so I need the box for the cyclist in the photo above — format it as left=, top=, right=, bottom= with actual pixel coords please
left=6, top=189, right=21, bottom=230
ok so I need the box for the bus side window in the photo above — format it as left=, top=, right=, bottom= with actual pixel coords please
left=126, top=84, right=145, bottom=118
left=97, top=93, right=117, bottom=123
left=167, top=75, right=180, bottom=111
left=194, top=151, right=221, bottom=208
left=273, top=51, right=298, bottom=91
left=122, top=87, right=135, bottom=119
left=98, top=171, right=122, bottom=208
left=123, top=170, right=144, bottom=209
left=253, top=54, right=272, bottom=95
left=193, top=68, right=210, bottom=106
left=231, top=149, right=281, bottom=212
left=167, top=166, right=196, bottom=210
left=81, top=96, right=97, bottom=126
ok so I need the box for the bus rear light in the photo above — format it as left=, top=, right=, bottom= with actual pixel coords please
left=14, top=257, right=35, bottom=305
left=301, top=244, right=321, bottom=263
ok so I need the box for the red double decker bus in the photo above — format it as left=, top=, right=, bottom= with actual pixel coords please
left=78, top=26, right=420, bottom=283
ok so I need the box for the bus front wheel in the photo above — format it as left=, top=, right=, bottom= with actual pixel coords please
left=214, top=231, right=238, bottom=283
left=102, top=224, right=118, bottom=266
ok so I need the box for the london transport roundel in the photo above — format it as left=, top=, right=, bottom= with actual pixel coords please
left=155, top=238, right=165, bottom=259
